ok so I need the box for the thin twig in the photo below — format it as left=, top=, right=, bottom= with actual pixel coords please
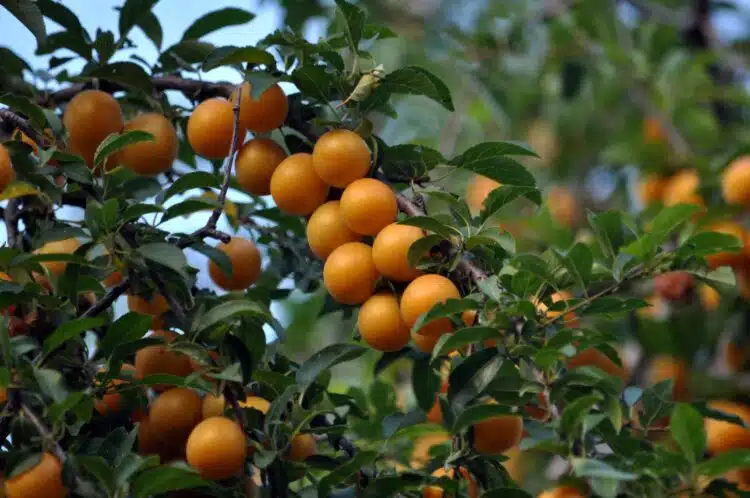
left=80, top=279, right=130, bottom=318
left=205, top=85, right=243, bottom=232
left=150, top=271, right=187, bottom=324
left=3, top=199, right=21, bottom=249
left=21, top=403, right=66, bottom=462
left=0, top=109, right=51, bottom=149
left=222, top=385, right=245, bottom=432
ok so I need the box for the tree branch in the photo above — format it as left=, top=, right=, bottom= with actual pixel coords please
left=204, top=85, right=243, bottom=232
left=0, top=109, right=51, bottom=149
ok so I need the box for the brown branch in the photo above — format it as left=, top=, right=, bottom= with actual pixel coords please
left=396, top=194, right=487, bottom=284
left=80, top=279, right=130, bottom=318
left=204, top=85, right=243, bottom=232
left=0, top=109, right=51, bottom=149
left=4, top=199, right=21, bottom=249
left=36, top=76, right=231, bottom=107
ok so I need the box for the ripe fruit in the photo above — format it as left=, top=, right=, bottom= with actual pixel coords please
left=235, top=138, right=287, bottom=196
left=186, top=416, right=247, bottom=480
left=208, top=237, right=261, bottom=291
left=722, top=156, right=750, bottom=207
left=400, top=274, right=461, bottom=336
left=64, top=90, right=124, bottom=167
left=547, top=186, right=579, bottom=228
left=323, top=242, right=379, bottom=305
left=424, top=467, right=479, bottom=498
left=567, top=347, right=628, bottom=381
left=339, top=178, right=397, bottom=236
left=410, top=431, right=451, bottom=468
left=638, top=174, right=668, bottom=206
left=0, top=144, right=16, bottom=192
left=412, top=331, right=441, bottom=353
left=232, top=81, right=288, bottom=133
left=187, top=98, right=238, bottom=159
left=35, top=238, right=81, bottom=277
left=472, top=413, right=524, bottom=455
left=358, top=293, right=410, bottom=352
left=700, top=285, right=721, bottom=311
left=149, top=388, right=203, bottom=442
left=127, top=293, right=169, bottom=329
left=704, top=221, right=747, bottom=269
left=138, top=415, right=184, bottom=462
left=653, top=271, right=695, bottom=301
left=312, top=129, right=371, bottom=188
left=705, top=401, right=750, bottom=454
left=643, top=116, right=666, bottom=144
left=526, top=119, right=559, bottom=167
left=94, top=364, right=137, bottom=416
left=286, top=433, right=316, bottom=461
left=202, top=393, right=226, bottom=419
left=5, top=452, right=66, bottom=498
left=538, top=485, right=587, bottom=498
left=648, top=355, right=689, bottom=401
left=466, top=175, right=500, bottom=213
left=306, top=201, right=361, bottom=260
left=270, top=153, right=329, bottom=216
left=119, top=113, right=178, bottom=175
left=134, top=330, right=193, bottom=391
left=663, top=170, right=703, bottom=208
left=239, top=396, right=270, bottom=413
left=426, top=380, right=449, bottom=424
left=372, top=223, right=423, bottom=282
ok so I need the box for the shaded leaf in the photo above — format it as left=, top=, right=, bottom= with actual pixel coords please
left=203, top=46, right=275, bottom=71
left=132, top=464, right=214, bottom=498
left=381, top=66, right=454, bottom=111
left=44, top=317, right=107, bottom=353
left=94, top=130, right=154, bottom=168
left=670, top=403, right=706, bottom=464
left=182, top=7, right=255, bottom=40
left=85, top=62, right=154, bottom=94
left=198, top=299, right=271, bottom=332
left=296, top=344, right=368, bottom=386
left=3, top=0, right=46, bottom=46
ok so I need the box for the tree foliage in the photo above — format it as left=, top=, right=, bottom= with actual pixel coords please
left=0, top=1, right=749, bottom=497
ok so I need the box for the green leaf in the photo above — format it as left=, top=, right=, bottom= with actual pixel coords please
left=136, top=243, right=188, bottom=279
left=450, top=143, right=538, bottom=191
left=696, top=449, right=750, bottom=478
left=582, top=297, right=649, bottom=316
left=190, top=242, right=233, bottom=278
left=161, top=171, right=220, bottom=202
left=135, top=11, right=162, bottom=49
left=623, top=204, right=699, bottom=261
left=114, top=453, right=159, bottom=489
left=318, top=451, right=377, bottom=497
left=465, top=228, right=515, bottom=254
left=407, top=233, right=443, bottom=267
left=382, top=409, right=425, bottom=438
left=481, top=489, right=534, bottom=498
left=77, top=456, right=114, bottom=495
left=43, top=317, right=106, bottom=354
left=132, top=464, right=214, bottom=498
left=588, top=210, right=624, bottom=263
left=292, top=65, right=334, bottom=102
left=0, top=94, right=48, bottom=130
left=296, top=344, right=368, bottom=386
left=571, top=458, right=637, bottom=481
left=84, top=62, right=154, bottom=94
left=677, top=232, right=743, bottom=260
left=202, top=46, right=275, bottom=71
left=449, top=350, right=503, bottom=410
left=33, top=367, right=68, bottom=403
left=561, top=394, right=601, bottom=434
left=197, top=299, right=271, bottom=332
left=96, top=312, right=152, bottom=360
left=381, top=66, right=454, bottom=111
left=182, top=7, right=255, bottom=40
left=118, top=0, right=159, bottom=39
left=480, top=185, right=540, bottom=222
left=122, top=203, right=163, bottom=223
left=334, top=0, right=366, bottom=53
left=158, top=40, right=215, bottom=70
left=411, top=298, right=475, bottom=334
left=3, top=0, right=46, bottom=46
left=554, top=243, right=594, bottom=289
left=412, top=357, right=440, bottom=412
left=670, top=403, right=706, bottom=464
left=94, top=130, right=154, bottom=168
left=161, top=198, right=218, bottom=223
left=398, top=216, right=460, bottom=240
left=452, top=403, right=512, bottom=433
left=382, top=144, right=444, bottom=180
left=432, top=327, right=499, bottom=360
